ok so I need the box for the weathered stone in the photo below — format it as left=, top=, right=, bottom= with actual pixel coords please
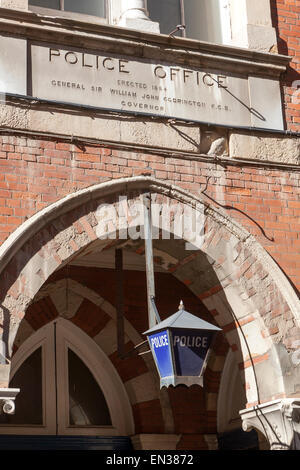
left=229, top=0, right=277, bottom=52
left=229, top=132, right=300, bottom=164
left=0, top=0, right=27, bottom=9
left=247, top=24, right=277, bottom=53
left=249, top=77, right=284, bottom=129
left=240, top=398, right=300, bottom=450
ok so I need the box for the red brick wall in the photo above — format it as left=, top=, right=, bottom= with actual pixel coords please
left=272, top=0, right=300, bottom=131
left=0, top=135, right=299, bottom=292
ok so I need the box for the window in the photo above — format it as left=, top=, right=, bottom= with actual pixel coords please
left=0, top=347, right=43, bottom=426
left=28, top=1, right=229, bottom=45
left=68, top=349, right=111, bottom=426
left=147, top=0, right=225, bottom=44
left=0, top=319, right=133, bottom=436
left=29, top=0, right=107, bottom=20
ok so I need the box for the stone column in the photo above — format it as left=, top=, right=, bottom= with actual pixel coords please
left=119, top=0, right=160, bottom=33
left=240, top=399, right=300, bottom=450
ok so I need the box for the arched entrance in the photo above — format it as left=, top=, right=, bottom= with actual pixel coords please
left=0, top=176, right=299, bottom=449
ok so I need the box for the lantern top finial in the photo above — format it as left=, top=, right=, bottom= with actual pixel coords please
left=178, top=300, right=185, bottom=311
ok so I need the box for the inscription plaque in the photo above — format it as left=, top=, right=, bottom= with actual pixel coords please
left=27, top=41, right=282, bottom=129
left=30, top=42, right=257, bottom=127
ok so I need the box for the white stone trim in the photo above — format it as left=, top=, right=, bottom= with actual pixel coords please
left=240, top=398, right=300, bottom=450
left=0, top=0, right=28, bottom=9
left=228, top=0, right=277, bottom=52
left=0, top=388, right=19, bottom=414
left=217, top=349, right=245, bottom=433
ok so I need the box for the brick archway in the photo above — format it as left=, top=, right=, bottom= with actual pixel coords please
left=0, top=176, right=299, bottom=408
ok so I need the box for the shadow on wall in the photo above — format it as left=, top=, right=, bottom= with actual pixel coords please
left=0, top=306, right=10, bottom=366
left=270, top=0, right=300, bottom=130
left=218, top=428, right=259, bottom=450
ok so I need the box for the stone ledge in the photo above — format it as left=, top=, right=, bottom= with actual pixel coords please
left=0, top=102, right=228, bottom=155
left=2, top=100, right=300, bottom=165
left=229, top=132, right=300, bottom=165
left=0, top=0, right=27, bottom=10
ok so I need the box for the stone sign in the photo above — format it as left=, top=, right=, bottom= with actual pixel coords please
left=30, top=42, right=267, bottom=129
left=0, top=35, right=284, bottom=130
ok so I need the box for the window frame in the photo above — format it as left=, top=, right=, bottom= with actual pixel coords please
left=28, top=0, right=109, bottom=25
left=0, top=325, right=57, bottom=434
left=55, top=321, right=116, bottom=435
left=175, top=0, right=187, bottom=38
left=0, top=318, right=134, bottom=436
left=146, top=0, right=229, bottom=45
left=146, top=0, right=187, bottom=38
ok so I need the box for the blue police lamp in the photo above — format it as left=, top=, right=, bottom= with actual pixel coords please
left=143, top=301, right=221, bottom=388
